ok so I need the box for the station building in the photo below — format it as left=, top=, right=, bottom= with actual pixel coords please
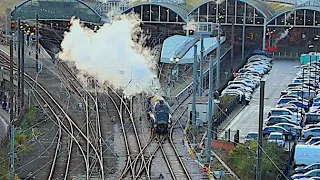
left=121, top=0, right=320, bottom=56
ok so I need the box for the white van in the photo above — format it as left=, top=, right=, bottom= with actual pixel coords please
left=294, top=145, right=320, bottom=167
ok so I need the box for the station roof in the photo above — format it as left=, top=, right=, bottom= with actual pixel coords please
left=9, top=0, right=101, bottom=23
left=124, top=2, right=190, bottom=21
left=160, top=35, right=225, bottom=64
left=186, top=0, right=276, bottom=20
left=129, top=0, right=320, bottom=21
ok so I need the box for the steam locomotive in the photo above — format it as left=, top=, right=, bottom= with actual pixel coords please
left=146, top=96, right=172, bottom=134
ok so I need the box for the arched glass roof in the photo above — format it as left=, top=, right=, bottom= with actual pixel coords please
left=188, top=0, right=275, bottom=20
left=11, top=0, right=101, bottom=23
left=123, top=2, right=190, bottom=22
left=267, top=6, right=320, bottom=25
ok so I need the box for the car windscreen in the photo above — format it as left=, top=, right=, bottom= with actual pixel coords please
left=305, top=114, right=320, bottom=124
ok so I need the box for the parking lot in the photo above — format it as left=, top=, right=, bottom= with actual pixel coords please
left=219, top=58, right=301, bottom=142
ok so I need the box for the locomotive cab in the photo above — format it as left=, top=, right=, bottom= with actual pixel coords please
left=147, top=97, right=172, bottom=134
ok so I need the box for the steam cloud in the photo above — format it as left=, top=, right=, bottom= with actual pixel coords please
left=59, top=14, right=162, bottom=96
left=215, top=0, right=225, bottom=4
left=275, top=29, right=289, bottom=44
left=183, top=19, right=197, bottom=31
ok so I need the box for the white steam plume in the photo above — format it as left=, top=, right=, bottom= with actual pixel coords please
left=215, top=0, right=225, bottom=4
left=59, top=14, right=162, bottom=96
left=275, top=29, right=289, bottom=44
left=286, top=11, right=294, bottom=21
left=183, top=19, right=197, bottom=31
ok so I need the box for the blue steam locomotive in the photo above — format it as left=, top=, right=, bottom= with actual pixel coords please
left=146, top=96, right=172, bottom=134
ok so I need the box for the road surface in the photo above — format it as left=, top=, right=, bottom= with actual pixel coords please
left=220, top=58, right=301, bottom=141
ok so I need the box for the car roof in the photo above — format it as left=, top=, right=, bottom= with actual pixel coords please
left=247, top=132, right=258, bottom=135
left=269, top=116, right=289, bottom=119
left=267, top=125, right=287, bottom=130
left=274, top=122, right=295, bottom=126
left=269, top=132, right=283, bottom=135
left=269, top=108, right=291, bottom=111
left=307, top=127, right=320, bottom=131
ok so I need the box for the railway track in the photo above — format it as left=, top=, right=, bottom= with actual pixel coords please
left=104, top=87, right=150, bottom=179
left=58, top=61, right=105, bottom=179
left=0, top=53, right=194, bottom=179
left=0, top=56, right=105, bottom=179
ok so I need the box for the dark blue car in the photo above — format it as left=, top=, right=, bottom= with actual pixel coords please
left=287, top=100, right=309, bottom=111
left=263, top=126, right=298, bottom=140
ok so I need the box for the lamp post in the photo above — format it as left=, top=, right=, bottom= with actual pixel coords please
left=170, top=57, right=180, bottom=82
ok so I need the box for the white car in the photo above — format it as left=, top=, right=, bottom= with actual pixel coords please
left=302, top=127, right=320, bottom=139
left=273, top=122, right=302, bottom=134
left=267, top=132, right=285, bottom=147
left=226, top=84, right=253, bottom=93
left=221, top=90, right=251, bottom=101
left=228, top=80, right=255, bottom=89
left=244, top=132, right=258, bottom=142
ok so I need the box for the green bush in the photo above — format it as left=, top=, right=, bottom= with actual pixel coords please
left=228, top=140, right=287, bottom=180
left=219, top=94, right=238, bottom=110
left=21, top=105, right=36, bottom=130
left=0, top=148, right=9, bottom=179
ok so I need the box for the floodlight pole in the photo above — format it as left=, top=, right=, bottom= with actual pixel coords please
left=35, top=14, right=39, bottom=72
left=256, top=81, right=265, bottom=180
left=242, top=4, right=247, bottom=61
left=216, top=22, right=221, bottom=90
left=231, top=20, right=235, bottom=73
left=17, top=19, right=21, bottom=114
left=10, top=34, right=15, bottom=180
left=192, top=44, right=198, bottom=144
left=206, top=55, right=214, bottom=163
left=263, top=20, right=267, bottom=50
left=199, top=36, right=204, bottom=96
left=21, top=31, right=25, bottom=108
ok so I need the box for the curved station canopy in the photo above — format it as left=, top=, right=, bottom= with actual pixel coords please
left=122, top=0, right=320, bottom=28
left=11, top=0, right=101, bottom=23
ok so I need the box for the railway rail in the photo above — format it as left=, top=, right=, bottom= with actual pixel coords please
left=0, top=56, right=105, bottom=179
left=58, top=61, right=105, bottom=179
left=0, top=53, right=194, bottom=179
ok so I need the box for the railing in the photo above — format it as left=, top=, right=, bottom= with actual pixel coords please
left=272, top=51, right=301, bottom=59
left=213, top=95, right=241, bottom=128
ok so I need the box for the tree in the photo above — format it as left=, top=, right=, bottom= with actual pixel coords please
left=228, top=140, right=287, bottom=180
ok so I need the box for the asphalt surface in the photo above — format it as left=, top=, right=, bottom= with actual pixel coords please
left=220, top=58, right=301, bottom=141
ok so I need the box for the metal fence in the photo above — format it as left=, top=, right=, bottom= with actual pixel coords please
left=212, top=95, right=241, bottom=139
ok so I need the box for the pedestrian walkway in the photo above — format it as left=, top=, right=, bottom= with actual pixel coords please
left=0, top=42, right=51, bottom=136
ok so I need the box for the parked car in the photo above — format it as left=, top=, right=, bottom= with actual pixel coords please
left=267, top=108, right=302, bottom=121
left=302, top=128, right=320, bottom=139
left=291, top=169, right=320, bottom=179
left=228, top=80, right=255, bottom=89
left=274, top=123, right=302, bottom=134
left=304, top=113, right=320, bottom=125
left=263, top=126, right=297, bottom=140
left=267, top=132, right=285, bottom=147
left=264, top=116, right=298, bottom=126
left=294, top=145, right=320, bottom=166
left=279, top=115, right=301, bottom=125
left=305, top=137, right=320, bottom=145
left=251, top=50, right=273, bottom=58
left=304, top=123, right=320, bottom=130
left=225, top=84, right=253, bottom=93
left=244, top=132, right=258, bottom=142
left=277, top=97, right=301, bottom=105
left=234, top=77, right=258, bottom=87
left=286, top=100, right=309, bottom=111
left=294, top=163, right=320, bottom=174
left=311, top=141, right=320, bottom=146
